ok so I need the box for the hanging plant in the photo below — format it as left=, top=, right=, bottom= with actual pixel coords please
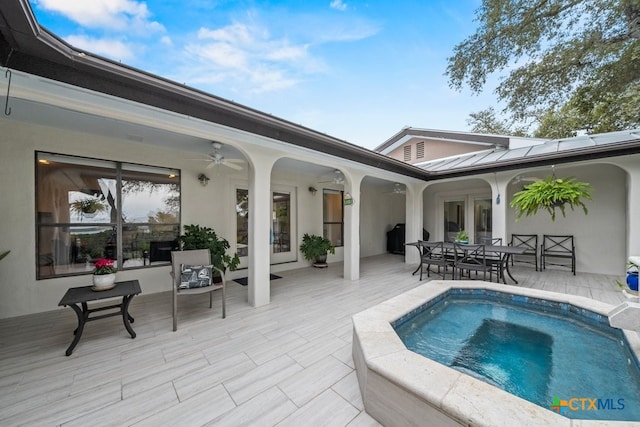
left=510, top=175, right=592, bottom=221
left=70, top=198, right=107, bottom=217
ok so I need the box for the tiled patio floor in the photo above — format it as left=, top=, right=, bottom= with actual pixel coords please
left=0, top=254, right=630, bottom=426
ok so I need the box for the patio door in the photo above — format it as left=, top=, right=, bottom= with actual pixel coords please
left=443, top=199, right=465, bottom=242
left=235, top=185, right=297, bottom=268
left=473, top=197, right=492, bottom=243
left=440, top=193, right=492, bottom=243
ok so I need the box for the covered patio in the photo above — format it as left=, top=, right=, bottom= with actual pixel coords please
left=0, top=255, right=627, bottom=426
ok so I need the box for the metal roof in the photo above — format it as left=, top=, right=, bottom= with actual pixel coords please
left=416, top=130, right=640, bottom=176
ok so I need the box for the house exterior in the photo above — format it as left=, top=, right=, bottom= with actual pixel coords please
left=1, top=0, right=640, bottom=320
left=374, top=127, right=547, bottom=165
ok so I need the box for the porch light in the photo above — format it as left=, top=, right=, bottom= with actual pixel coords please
left=197, top=173, right=210, bottom=187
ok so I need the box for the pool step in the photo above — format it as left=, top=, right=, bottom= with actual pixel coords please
left=608, top=301, right=640, bottom=331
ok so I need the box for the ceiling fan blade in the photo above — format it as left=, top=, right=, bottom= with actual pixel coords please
left=223, top=161, right=243, bottom=171
left=206, top=162, right=216, bottom=169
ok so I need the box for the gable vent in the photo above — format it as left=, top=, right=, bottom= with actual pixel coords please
left=403, top=145, right=412, bottom=161
left=416, top=141, right=425, bottom=159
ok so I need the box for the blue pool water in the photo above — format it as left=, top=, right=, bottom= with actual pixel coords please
left=393, top=292, right=640, bottom=421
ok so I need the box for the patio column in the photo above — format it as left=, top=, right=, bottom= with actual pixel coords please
left=247, top=152, right=277, bottom=307
left=344, top=172, right=364, bottom=280
left=491, top=172, right=511, bottom=243
left=405, top=183, right=424, bottom=266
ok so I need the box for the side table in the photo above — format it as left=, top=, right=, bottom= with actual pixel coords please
left=58, top=280, right=142, bottom=356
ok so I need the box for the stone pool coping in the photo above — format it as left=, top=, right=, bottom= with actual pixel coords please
left=352, top=280, right=640, bottom=427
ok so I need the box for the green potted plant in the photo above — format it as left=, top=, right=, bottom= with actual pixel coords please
left=179, top=224, right=240, bottom=275
left=300, top=233, right=335, bottom=267
left=70, top=198, right=107, bottom=218
left=510, top=176, right=592, bottom=221
left=455, top=230, right=469, bottom=244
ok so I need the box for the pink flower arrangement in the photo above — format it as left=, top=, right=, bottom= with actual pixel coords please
left=93, top=258, right=117, bottom=275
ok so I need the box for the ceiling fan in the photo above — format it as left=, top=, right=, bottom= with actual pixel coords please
left=383, top=183, right=406, bottom=195
left=191, top=142, right=244, bottom=171
left=318, top=170, right=345, bottom=184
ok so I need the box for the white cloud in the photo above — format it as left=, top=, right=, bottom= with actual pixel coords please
left=34, top=0, right=165, bottom=34
left=183, top=21, right=322, bottom=93
left=330, top=0, right=348, bottom=11
left=65, top=35, right=135, bottom=61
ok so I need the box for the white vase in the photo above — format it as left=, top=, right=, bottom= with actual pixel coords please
left=92, top=273, right=116, bottom=291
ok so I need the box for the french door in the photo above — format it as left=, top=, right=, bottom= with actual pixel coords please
left=235, top=185, right=297, bottom=268
left=440, top=193, right=492, bottom=243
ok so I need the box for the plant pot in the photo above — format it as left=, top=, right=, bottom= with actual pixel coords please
left=627, top=272, right=639, bottom=292
left=313, top=254, right=328, bottom=268
left=92, top=273, right=116, bottom=291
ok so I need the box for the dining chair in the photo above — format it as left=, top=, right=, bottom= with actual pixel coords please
left=453, top=243, right=493, bottom=281
left=419, top=241, right=454, bottom=280
left=477, top=236, right=503, bottom=246
left=541, top=235, right=576, bottom=275
left=477, top=237, right=505, bottom=280
left=509, top=234, right=538, bottom=271
left=170, top=249, right=226, bottom=331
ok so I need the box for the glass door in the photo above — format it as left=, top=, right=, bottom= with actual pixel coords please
left=271, top=188, right=296, bottom=263
left=235, top=186, right=297, bottom=267
left=473, top=198, right=492, bottom=244
left=443, top=200, right=465, bottom=242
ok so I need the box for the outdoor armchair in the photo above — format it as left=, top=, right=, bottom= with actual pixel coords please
left=170, top=249, right=226, bottom=331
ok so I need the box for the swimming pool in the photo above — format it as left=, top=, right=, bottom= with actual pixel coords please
left=393, top=292, right=640, bottom=421
left=352, top=281, right=640, bottom=426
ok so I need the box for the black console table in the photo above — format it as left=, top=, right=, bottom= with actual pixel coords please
left=58, top=280, right=141, bottom=356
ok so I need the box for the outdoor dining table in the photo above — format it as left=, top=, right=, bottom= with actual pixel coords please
left=405, top=241, right=527, bottom=284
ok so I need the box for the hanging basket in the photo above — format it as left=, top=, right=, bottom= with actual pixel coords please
left=510, top=176, right=592, bottom=221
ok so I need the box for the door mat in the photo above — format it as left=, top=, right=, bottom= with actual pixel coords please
left=234, top=274, right=281, bottom=286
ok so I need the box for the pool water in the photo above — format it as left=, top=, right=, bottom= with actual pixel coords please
left=394, top=295, right=640, bottom=421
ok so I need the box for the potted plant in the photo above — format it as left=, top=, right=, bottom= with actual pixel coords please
left=300, top=233, right=335, bottom=267
left=92, top=257, right=117, bottom=291
left=71, top=198, right=107, bottom=218
left=617, top=260, right=639, bottom=296
left=455, top=230, right=469, bottom=244
left=179, top=224, right=240, bottom=276
left=510, top=176, right=592, bottom=221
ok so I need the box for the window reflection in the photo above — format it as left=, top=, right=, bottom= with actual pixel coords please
left=36, top=152, right=180, bottom=279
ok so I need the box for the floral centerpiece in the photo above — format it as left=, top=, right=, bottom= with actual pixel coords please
left=92, top=258, right=117, bottom=290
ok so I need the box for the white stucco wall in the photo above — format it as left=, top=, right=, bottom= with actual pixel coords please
left=0, top=119, right=354, bottom=318
left=506, top=163, right=627, bottom=275
left=419, top=164, right=629, bottom=275
left=359, top=183, right=406, bottom=258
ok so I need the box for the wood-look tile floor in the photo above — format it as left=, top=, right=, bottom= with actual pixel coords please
left=0, top=254, right=630, bottom=426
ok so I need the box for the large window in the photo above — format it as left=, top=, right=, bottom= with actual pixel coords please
left=323, top=189, right=343, bottom=247
left=36, top=152, right=180, bottom=279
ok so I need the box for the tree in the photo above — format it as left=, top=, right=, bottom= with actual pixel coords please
left=447, top=0, right=640, bottom=135
left=467, top=107, right=528, bottom=136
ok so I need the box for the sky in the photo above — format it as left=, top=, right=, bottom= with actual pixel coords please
left=28, top=0, right=499, bottom=150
